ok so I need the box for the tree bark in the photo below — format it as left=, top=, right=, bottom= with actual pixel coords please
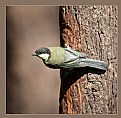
left=59, top=5, right=117, bottom=114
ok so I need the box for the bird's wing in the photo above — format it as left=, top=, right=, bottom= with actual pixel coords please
left=64, top=48, right=87, bottom=58
left=59, top=48, right=86, bottom=68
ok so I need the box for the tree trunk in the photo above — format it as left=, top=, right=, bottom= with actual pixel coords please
left=59, top=5, right=117, bottom=114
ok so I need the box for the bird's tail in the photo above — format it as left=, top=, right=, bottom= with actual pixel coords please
left=81, top=58, right=108, bottom=70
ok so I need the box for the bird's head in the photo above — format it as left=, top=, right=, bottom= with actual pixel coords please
left=32, top=47, right=51, bottom=61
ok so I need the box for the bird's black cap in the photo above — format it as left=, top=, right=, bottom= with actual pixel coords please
left=32, top=47, right=51, bottom=56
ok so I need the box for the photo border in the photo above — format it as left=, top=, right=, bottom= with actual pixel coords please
left=0, top=0, right=120, bottom=118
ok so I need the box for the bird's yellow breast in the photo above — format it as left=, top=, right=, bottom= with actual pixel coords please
left=46, top=47, right=65, bottom=65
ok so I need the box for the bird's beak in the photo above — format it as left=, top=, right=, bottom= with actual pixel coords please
left=32, top=52, right=37, bottom=56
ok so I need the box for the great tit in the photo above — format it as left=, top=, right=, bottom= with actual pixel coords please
left=32, top=46, right=108, bottom=70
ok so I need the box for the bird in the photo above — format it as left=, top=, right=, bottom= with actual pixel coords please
left=32, top=46, right=108, bottom=70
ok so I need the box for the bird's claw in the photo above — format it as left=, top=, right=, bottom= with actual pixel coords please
left=65, top=44, right=71, bottom=49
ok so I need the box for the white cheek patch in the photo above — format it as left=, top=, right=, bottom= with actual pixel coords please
left=38, top=54, right=50, bottom=61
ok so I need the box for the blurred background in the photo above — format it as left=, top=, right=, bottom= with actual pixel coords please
left=6, top=6, right=60, bottom=114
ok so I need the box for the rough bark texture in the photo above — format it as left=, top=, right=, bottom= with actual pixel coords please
left=59, top=5, right=117, bottom=114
